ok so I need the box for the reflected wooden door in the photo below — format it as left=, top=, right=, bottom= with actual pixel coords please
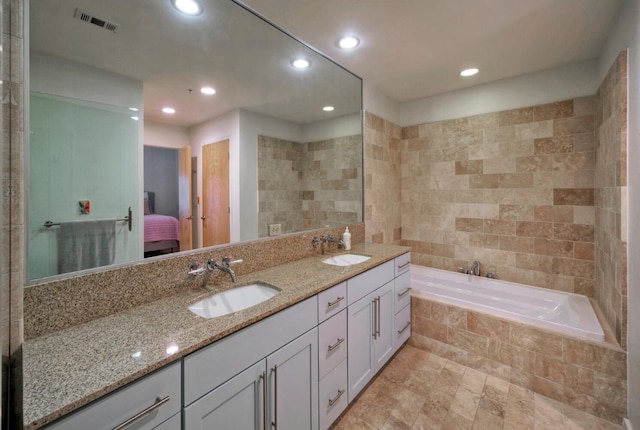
left=202, top=140, right=230, bottom=246
left=178, top=146, right=193, bottom=251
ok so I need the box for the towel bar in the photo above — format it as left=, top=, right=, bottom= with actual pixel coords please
left=44, top=207, right=133, bottom=231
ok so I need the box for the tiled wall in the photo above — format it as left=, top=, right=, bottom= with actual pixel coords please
left=594, top=50, right=628, bottom=347
left=257, top=134, right=362, bottom=237
left=257, top=135, right=304, bottom=236
left=363, top=112, right=402, bottom=244
left=400, top=99, right=597, bottom=295
left=409, top=297, right=627, bottom=424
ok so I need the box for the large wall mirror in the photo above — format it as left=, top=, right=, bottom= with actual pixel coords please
left=26, top=0, right=363, bottom=282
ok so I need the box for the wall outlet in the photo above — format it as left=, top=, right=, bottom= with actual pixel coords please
left=268, top=223, right=282, bottom=236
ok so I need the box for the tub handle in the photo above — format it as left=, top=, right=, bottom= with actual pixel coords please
left=397, top=287, right=411, bottom=298
left=397, top=261, right=410, bottom=270
left=397, top=321, right=411, bottom=335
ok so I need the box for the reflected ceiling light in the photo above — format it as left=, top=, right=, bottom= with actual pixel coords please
left=166, top=343, right=179, bottom=355
left=128, top=107, right=139, bottom=112
left=200, top=86, right=216, bottom=95
left=460, top=68, right=479, bottom=77
left=131, top=116, right=139, bottom=121
left=337, top=36, right=360, bottom=49
left=291, top=58, right=311, bottom=69
left=323, top=106, right=335, bottom=112
left=162, top=107, right=176, bottom=114
left=171, top=0, right=203, bottom=16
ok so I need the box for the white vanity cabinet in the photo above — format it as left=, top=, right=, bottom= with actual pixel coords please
left=183, top=296, right=318, bottom=430
left=45, top=362, right=181, bottom=430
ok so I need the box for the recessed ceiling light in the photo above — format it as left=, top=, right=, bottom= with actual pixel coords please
left=338, top=36, right=360, bottom=49
left=323, top=106, right=335, bottom=112
left=291, top=58, right=311, bottom=69
left=200, top=86, right=216, bottom=95
left=171, top=0, right=203, bottom=16
left=460, top=68, right=479, bottom=77
left=162, top=107, right=176, bottom=114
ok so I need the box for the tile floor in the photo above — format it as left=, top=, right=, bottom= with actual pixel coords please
left=332, top=345, right=621, bottom=430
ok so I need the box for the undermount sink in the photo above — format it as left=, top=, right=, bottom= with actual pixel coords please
left=189, top=283, right=280, bottom=319
left=322, top=253, right=371, bottom=267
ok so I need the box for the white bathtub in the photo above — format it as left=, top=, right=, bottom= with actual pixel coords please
left=410, top=265, right=605, bottom=342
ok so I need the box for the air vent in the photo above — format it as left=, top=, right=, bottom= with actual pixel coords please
left=73, top=8, right=120, bottom=33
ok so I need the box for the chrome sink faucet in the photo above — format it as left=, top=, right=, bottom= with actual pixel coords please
left=312, top=235, right=345, bottom=254
left=325, top=235, right=346, bottom=249
left=207, top=256, right=243, bottom=282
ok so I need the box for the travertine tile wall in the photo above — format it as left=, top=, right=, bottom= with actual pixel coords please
left=409, top=297, right=627, bottom=424
left=400, top=99, right=597, bottom=295
left=594, top=50, right=628, bottom=347
left=363, top=112, right=402, bottom=244
left=302, top=135, right=362, bottom=230
left=257, top=135, right=304, bottom=236
left=257, top=134, right=362, bottom=236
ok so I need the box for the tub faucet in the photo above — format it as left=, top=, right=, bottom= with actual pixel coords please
left=471, top=261, right=481, bottom=276
left=207, top=256, right=243, bottom=282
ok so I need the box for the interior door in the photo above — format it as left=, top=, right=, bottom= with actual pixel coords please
left=178, top=146, right=192, bottom=251
left=202, top=139, right=230, bottom=247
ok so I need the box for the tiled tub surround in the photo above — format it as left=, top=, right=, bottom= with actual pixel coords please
left=257, top=134, right=362, bottom=237
left=409, top=293, right=626, bottom=424
left=400, top=97, right=598, bottom=296
left=594, top=50, right=628, bottom=347
left=23, top=241, right=408, bottom=429
left=24, top=224, right=364, bottom=340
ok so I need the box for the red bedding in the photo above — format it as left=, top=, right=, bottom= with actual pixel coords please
left=144, top=214, right=179, bottom=243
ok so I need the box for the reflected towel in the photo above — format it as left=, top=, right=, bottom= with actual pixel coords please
left=59, top=220, right=116, bottom=274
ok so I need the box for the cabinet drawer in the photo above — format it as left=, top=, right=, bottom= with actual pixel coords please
left=395, top=252, right=411, bottom=276
left=318, top=282, right=347, bottom=323
left=153, top=412, right=181, bottom=430
left=347, top=260, right=394, bottom=305
left=183, top=296, right=318, bottom=406
left=46, top=362, right=181, bottom=430
left=394, top=271, right=411, bottom=314
left=318, top=309, right=347, bottom=379
left=393, top=304, right=411, bottom=352
left=319, top=359, right=348, bottom=430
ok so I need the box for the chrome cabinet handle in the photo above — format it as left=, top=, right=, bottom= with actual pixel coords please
left=260, top=371, right=267, bottom=430
left=112, top=396, right=170, bottom=430
left=271, top=365, right=278, bottom=429
left=376, top=297, right=381, bottom=337
left=327, top=337, right=345, bottom=352
left=397, top=287, right=411, bottom=298
left=328, top=389, right=346, bottom=407
left=397, top=321, right=411, bottom=334
left=397, top=261, right=410, bottom=270
left=372, top=298, right=378, bottom=339
left=327, top=296, right=345, bottom=308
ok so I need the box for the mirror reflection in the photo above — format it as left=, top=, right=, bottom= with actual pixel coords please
left=27, top=0, right=363, bottom=281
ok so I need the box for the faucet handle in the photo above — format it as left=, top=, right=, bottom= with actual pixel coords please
left=189, top=261, right=206, bottom=276
left=222, top=255, right=243, bottom=266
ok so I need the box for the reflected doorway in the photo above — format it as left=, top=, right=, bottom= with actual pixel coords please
left=202, top=140, right=230, bottom=246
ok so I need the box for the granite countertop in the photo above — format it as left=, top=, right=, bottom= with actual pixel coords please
left=23, top=243, right=410, bottom=429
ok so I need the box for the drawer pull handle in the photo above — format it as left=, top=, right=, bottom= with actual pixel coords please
left=327, top=337, right=345, bottom=352
left=260, top=372, right=267, bottom=430
left=397, top=287, right=411, bottom=298
left=112, top=396, right=170, bottom=430
left=397, top=321, right=411, bottom=335
left=328, top=389, right=346, bottom=407
left=397, top=261, right=410, bottom=270
left=327, top=296, right=345, bottom=308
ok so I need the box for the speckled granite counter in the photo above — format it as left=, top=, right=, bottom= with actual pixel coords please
left=23, top=243, right=409, bottom=429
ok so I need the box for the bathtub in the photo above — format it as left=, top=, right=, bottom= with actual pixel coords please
left=410, top=265, right=605, bottom=342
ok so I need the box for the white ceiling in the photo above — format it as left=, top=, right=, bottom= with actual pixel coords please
left=240, top=0, right=624, bottom=102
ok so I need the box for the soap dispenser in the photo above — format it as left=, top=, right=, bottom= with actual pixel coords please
left=343, top=227, right=351, bottom=250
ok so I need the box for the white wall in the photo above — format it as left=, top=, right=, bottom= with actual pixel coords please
left=144, top=121, right=190, bottom=149
left=363, top=81, right=401, bottom=125
left=598, top=0, right=639, bottom=428
left=302, top=112, right=362, bottom=143
left=399, top=60, right=598, bottom=126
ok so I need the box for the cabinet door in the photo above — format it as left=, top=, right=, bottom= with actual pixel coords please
left=347, top=295, right=375, bottom=402
left=267, top=329, right=319, bottom=430
left=184, top=360, right=266, bottom=430
left=373, top=281, right=395, bottom=370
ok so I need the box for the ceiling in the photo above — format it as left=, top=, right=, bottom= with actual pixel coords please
left=240, top=0, right=624, bottom=102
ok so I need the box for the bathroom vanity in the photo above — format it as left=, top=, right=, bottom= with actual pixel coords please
left=24, top=244, right=410, bottom=430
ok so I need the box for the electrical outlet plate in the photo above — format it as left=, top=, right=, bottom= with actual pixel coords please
left=268, top=223, right=282, bottom=236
